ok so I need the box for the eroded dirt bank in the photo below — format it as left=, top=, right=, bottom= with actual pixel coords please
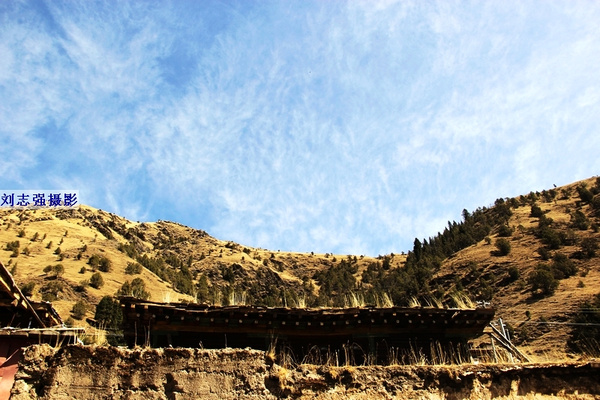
left=10, top=345, right=600, bottom=399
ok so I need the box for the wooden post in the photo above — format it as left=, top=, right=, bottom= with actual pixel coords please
left=490, top=335, right=498, bottom=363
left=489, top=323, right=530, bottom=363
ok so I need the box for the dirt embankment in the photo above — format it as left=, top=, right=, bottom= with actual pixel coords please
left=10, top=345, right=600, bottom=400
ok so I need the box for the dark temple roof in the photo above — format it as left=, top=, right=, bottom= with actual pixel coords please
left=0, top=261, right=62, bottom=329
left=120, top=297, right=495, bottom=356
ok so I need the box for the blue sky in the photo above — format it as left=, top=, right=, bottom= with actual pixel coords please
left=1, top=1, right=599, bottom=256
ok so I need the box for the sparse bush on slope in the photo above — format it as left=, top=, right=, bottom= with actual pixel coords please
left=90, top=272, right=104, bottom=289
left=494, top=238, right=511, bottom=256
left=570, top=292, right=600, bottom=354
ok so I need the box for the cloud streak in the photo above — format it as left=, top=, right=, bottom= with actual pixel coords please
left=1, top=0, right=599, bottom=255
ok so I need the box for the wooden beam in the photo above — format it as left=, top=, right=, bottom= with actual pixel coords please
left=489, top=324, right=531, bottom=363
left=0, top=261, right=46, bottom=328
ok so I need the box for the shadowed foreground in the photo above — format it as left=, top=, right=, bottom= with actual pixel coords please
left=9, top=345, right=600, bottom=399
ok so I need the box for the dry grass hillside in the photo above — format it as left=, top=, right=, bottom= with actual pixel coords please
left=1, top=177, right=599, bottom=359
left=0, top=206, right=393, bottom=329
left=432, top=177, right=600, bottom=359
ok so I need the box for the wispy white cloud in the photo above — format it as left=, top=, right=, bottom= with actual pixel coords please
left=1, top=0, right=599, bottom=255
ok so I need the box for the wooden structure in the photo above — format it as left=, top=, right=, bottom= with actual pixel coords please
left=0, top=264, right=62, bottom=329
left=488, top=318, right=530, bottom=363
left=0, top=261, right=83, bottom=400
left=120, top=297, right=495, bottom=363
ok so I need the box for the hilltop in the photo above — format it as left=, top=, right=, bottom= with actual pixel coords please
left=0, top=205, right=395, bottom=330
left=432, top=177, right=600, bottom=358
left=1, top=176, right=599, bottom=358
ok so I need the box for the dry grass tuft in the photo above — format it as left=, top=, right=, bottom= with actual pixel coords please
left=80, top=327, right=107, bottom=345
left=292, top=295, right=307, bottom=308
left=450, top=292, right=475, bottom=309
left=423, top=296, right=444, bottom=309
left=228, top=290, right=247, bottom=306
left=266, top=337, right=278, bottom=363
left=162, top=291, right=172, bottom=303
left=408, top=297, right=421, bottom=308
left=376, top=293, right=394, bottom=308
left=344, top=292, right=365, bottom=308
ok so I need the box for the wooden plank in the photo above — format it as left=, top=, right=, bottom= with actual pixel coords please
left=489, top=324, right=531, bottom=363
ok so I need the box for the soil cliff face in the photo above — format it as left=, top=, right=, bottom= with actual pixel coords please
left=10, top=345, right=600, bottom=400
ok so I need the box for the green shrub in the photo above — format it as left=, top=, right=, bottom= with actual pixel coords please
left=528, top=267, right=559, bottom=296
left=571, top=210, right=590, bottom=230
left=89, top=254, right=111, bottom=272
left=577, top=185, right=594, bottom=203
left=41, top=292, right=56, bottom=302
left=71, top=300, right=88, bottom=320
left=581, top=237, right=599, bottom=258
left=539, top=227, right=562, bottom=249
left=196, top=274, right=210, bottom=303
left=124, top=262, right=142, bottom=275
left=98, top=256, right=112, bottom=272
left=497, top=224, right=513, bottom=237
left=54, top=263, right=64, bottom=277
left=591, top=196, right=600, bottom=214
left=41, top=281, right=64, bottom=302
left=5, top=240, right=20, bottom=251
left=508, top=266, right=520, bottom=282
left=117, top=243, right=137, bottom=258
left=44, top=264, right=64, bottom=278
left=479, top=282, right=495, bottom=301
left=495, top=238, right=512, bottom=256
left=90, top=272, right=104, bottom=289
left=94, top=296, right=122, bottom=330
left=20, top=282, right=35, bottom=296
left=569, top=292, right=600, bottom=353
left=88, top=254, right=101, bottom=268
left=530, top=205, right=544, bottom=218
left=116, top=277, right=150, bottom=300
left=551, top=253, right=577, bottom=279
left=537, top=247, right=551, bottom=260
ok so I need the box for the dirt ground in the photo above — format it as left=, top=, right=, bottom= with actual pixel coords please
left=10, top=345, right=600, bottom=400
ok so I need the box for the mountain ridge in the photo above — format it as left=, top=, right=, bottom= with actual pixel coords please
left=1, top=176, right=599, bottom=358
